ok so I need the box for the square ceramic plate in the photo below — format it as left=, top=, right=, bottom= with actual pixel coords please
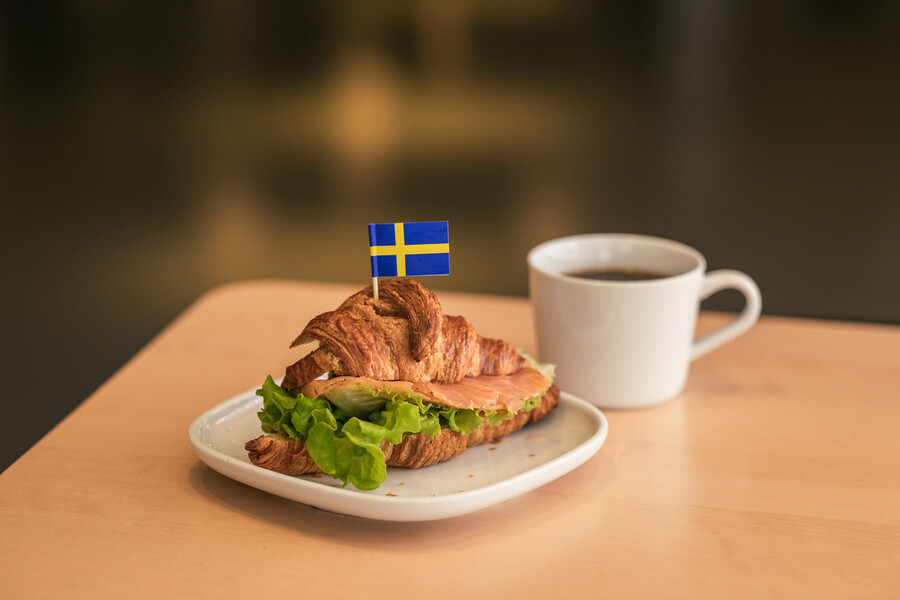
left=189, top=384, right=607, bottom=521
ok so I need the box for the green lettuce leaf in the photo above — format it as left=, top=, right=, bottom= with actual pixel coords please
left=320, top=381, right=391, bottom=419
left=255, top=374, right=549, bottom=490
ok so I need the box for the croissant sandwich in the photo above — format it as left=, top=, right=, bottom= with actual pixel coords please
left=245, top=278, right=558, bottom=490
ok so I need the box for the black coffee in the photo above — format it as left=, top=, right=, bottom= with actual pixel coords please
left=565, top=268, right=668, bottom=281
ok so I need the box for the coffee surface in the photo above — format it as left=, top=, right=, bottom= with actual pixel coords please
left=565, top=267, right=669, bottom=281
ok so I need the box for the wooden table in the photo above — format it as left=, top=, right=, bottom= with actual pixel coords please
left=1, top=280, right=898, bottom=599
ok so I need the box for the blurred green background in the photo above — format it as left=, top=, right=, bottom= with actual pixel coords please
left=2, top=1, right=899, bottom=471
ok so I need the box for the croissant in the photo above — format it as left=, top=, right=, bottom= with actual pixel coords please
left=246, top=278, right=557, bottom=490
left=283, top=278, right=524, bottom=390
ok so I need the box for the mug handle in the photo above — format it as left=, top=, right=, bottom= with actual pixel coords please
left=691, top=270, right=762, bottom=361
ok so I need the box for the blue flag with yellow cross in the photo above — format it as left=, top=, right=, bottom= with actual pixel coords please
left=368, top=221, right=450, bottom=278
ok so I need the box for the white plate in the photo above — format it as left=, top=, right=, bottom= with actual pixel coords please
left=189, top=384, right=607, bottom=521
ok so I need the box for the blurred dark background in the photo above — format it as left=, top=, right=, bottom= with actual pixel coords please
left=2, top=1, right=899, bottom=472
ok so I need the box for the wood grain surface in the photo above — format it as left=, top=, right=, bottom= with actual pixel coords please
left=1, top=280, right=897, bottom=599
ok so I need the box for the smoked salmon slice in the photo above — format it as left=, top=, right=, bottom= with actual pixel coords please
left=301, top=367, right=550, bottom=413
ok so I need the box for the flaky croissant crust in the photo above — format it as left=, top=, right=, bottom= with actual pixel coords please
left=283, top=279, right=524, bottom=390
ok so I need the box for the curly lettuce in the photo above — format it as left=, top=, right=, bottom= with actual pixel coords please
left=255, top=375, right=547, bottom=491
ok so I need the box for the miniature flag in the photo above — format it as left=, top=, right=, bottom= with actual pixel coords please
left=368, top=221, right=450, bottom=278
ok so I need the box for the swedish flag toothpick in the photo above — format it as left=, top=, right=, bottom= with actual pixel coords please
left=368, top=221, right=450, bottom=298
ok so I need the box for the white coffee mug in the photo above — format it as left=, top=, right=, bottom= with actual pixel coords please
left=528, top=234, right=761, bottom=409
